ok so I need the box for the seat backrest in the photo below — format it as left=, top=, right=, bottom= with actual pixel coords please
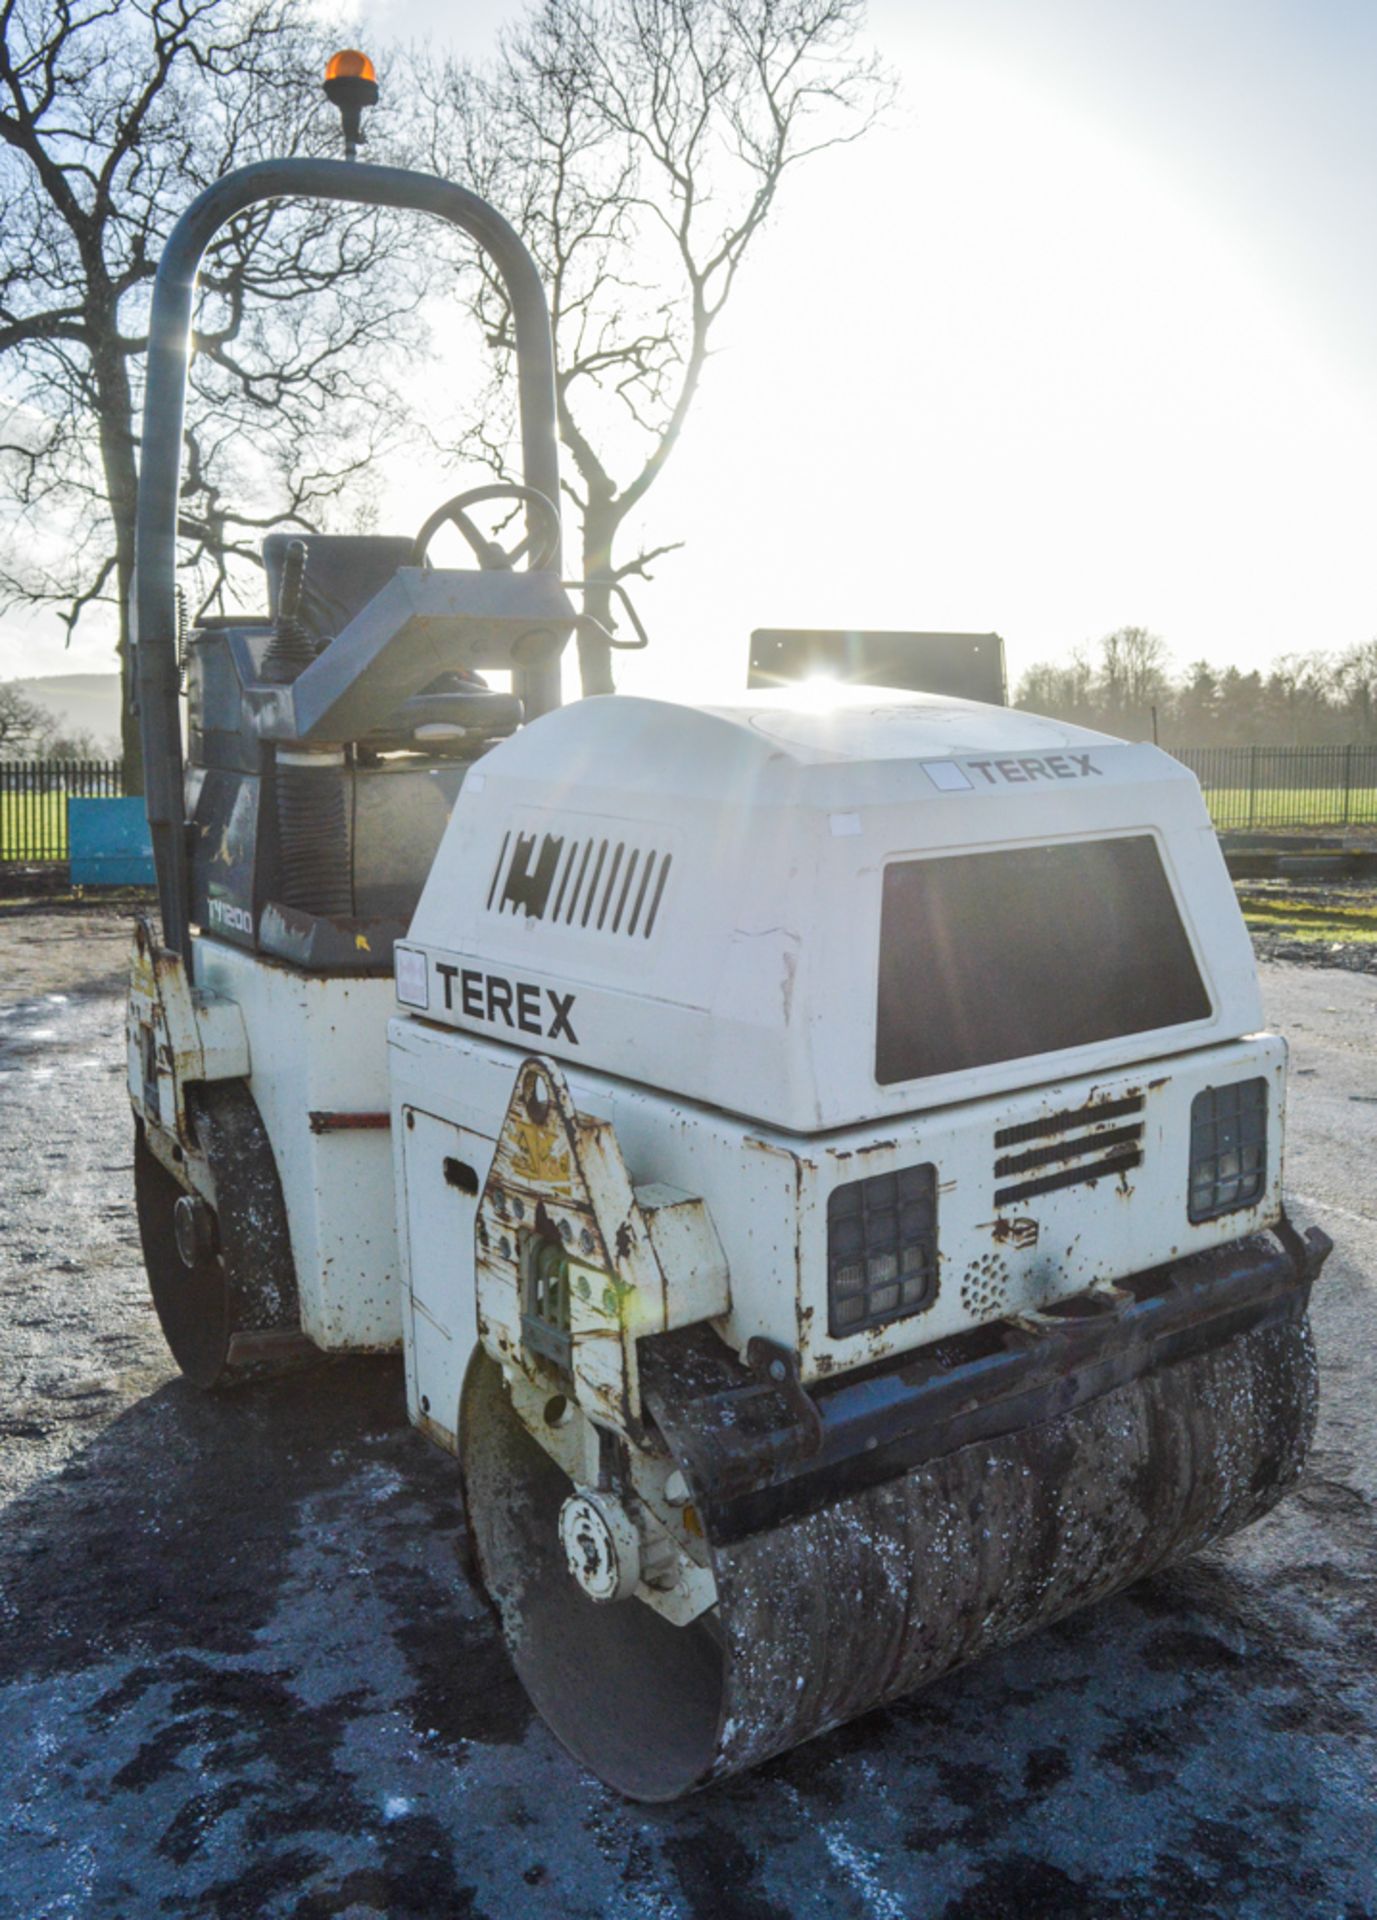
left=262, top=533, right=414, bottom=643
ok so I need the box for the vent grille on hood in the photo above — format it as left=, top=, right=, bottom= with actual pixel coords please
left=487, top=828, right=672, bottom=938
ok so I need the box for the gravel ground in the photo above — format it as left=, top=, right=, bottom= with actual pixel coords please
left=1, top=908, right=1375, bottom=1920
left=0, top=901, right=141, bottom=1002
left=1242, top=875, right=1377, bottom=975
left=1249, top=932, right=1377, bottom=975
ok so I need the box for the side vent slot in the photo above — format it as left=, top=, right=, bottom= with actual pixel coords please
left=489, top=827, right=672, bottom=939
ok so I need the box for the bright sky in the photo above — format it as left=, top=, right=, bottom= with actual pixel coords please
left=5, top=0, right=1373, bottom=704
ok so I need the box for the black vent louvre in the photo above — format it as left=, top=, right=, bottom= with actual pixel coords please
left=488, top=828, right=671, bottom=937
left=995, top=1093, right=1144, bottom=1149
left=994, top=1123, right=1143, bottom=1180
left=994, top=1094, right=1145, bottom=1207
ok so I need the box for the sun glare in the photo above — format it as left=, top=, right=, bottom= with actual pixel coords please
left=795, top=671, right=842, bottom=709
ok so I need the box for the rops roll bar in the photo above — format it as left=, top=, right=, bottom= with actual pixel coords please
left=133, top=157, right=564, bottom=960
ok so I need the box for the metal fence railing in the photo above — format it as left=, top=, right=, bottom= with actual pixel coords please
left=4, top=747, right=1374, bottom=871
left=1170, top=744, right=1377, bottom=832
left=0, top=760, right=125, bottom=868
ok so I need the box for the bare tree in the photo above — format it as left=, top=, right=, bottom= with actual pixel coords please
left=1333, top=638, right=1377, bottom=745
left=1016, top=628, right=1169, bottom=740
left=1016, top=634, right=1377, bottom=748
left=1259, top=651, right=1335, bottom=745
left=0, top=0, right=430, bottom=786
left=1016, top=646, right=1097, bottom=724
left=424, top=0, right=889, bottom=695
left=0, top=676, right=55, bottom=753
left=1098, top=625, right=1170, bottom=723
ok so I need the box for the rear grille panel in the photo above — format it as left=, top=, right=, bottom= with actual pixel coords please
left=994, top=1094, right=1145, bottom=1208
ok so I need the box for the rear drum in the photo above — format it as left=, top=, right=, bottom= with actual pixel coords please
left=460, top=1312, right=1317, bottom=1799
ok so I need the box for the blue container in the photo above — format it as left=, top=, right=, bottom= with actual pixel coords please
left=68, top=797, right=155, bottom=887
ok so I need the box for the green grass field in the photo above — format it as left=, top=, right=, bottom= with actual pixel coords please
left=1237, top=885, right=1377, bottom=943
left=0, top=789, right=72, bottom=862
left=1195, top=785, right=1377, bottom=831
left=5, top=782, right=1377, bottom=864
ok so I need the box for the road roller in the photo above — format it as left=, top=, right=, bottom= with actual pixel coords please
left=126, top=63, right=1328, bottom=1801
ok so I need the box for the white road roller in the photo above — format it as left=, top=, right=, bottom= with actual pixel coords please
left=127, top=81, right=1328, bottom=1801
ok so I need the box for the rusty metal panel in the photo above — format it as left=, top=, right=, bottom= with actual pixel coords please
left=475, top=1057, right=707, bottom=1434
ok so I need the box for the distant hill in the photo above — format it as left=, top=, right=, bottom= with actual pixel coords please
left=8, top=673, right=121, bottom=752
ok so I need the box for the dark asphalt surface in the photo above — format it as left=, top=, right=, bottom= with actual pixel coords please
left=1, top=942, right=1374, bottom=1920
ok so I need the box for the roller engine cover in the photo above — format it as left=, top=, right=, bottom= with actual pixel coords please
left=391, top=686, right=1328, bottom=1799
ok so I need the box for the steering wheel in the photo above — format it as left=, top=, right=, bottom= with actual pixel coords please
left=411, top=483, right=561, bottom=572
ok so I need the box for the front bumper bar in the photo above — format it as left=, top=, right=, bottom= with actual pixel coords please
left=641, top=1218, right=1331, bottom=1545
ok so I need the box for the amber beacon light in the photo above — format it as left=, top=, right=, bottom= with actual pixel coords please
left=323, top=49, right=379, bottom=160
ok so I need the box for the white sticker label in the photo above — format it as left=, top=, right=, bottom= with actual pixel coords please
left=395, top=945, right=429, bottom=1009
left=829, top=812, right=863, bottom=837
left=922, top=760, right=975, bottom=792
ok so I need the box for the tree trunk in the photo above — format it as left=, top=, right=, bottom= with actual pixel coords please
left=577, top=498, right=619, bottom=698
left=88, top=292, right=144, bottom=793
left=116, top=615, right=142, bottom=794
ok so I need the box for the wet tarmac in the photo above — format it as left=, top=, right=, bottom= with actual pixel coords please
left=1, top=932, right=1374, bottom=1919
